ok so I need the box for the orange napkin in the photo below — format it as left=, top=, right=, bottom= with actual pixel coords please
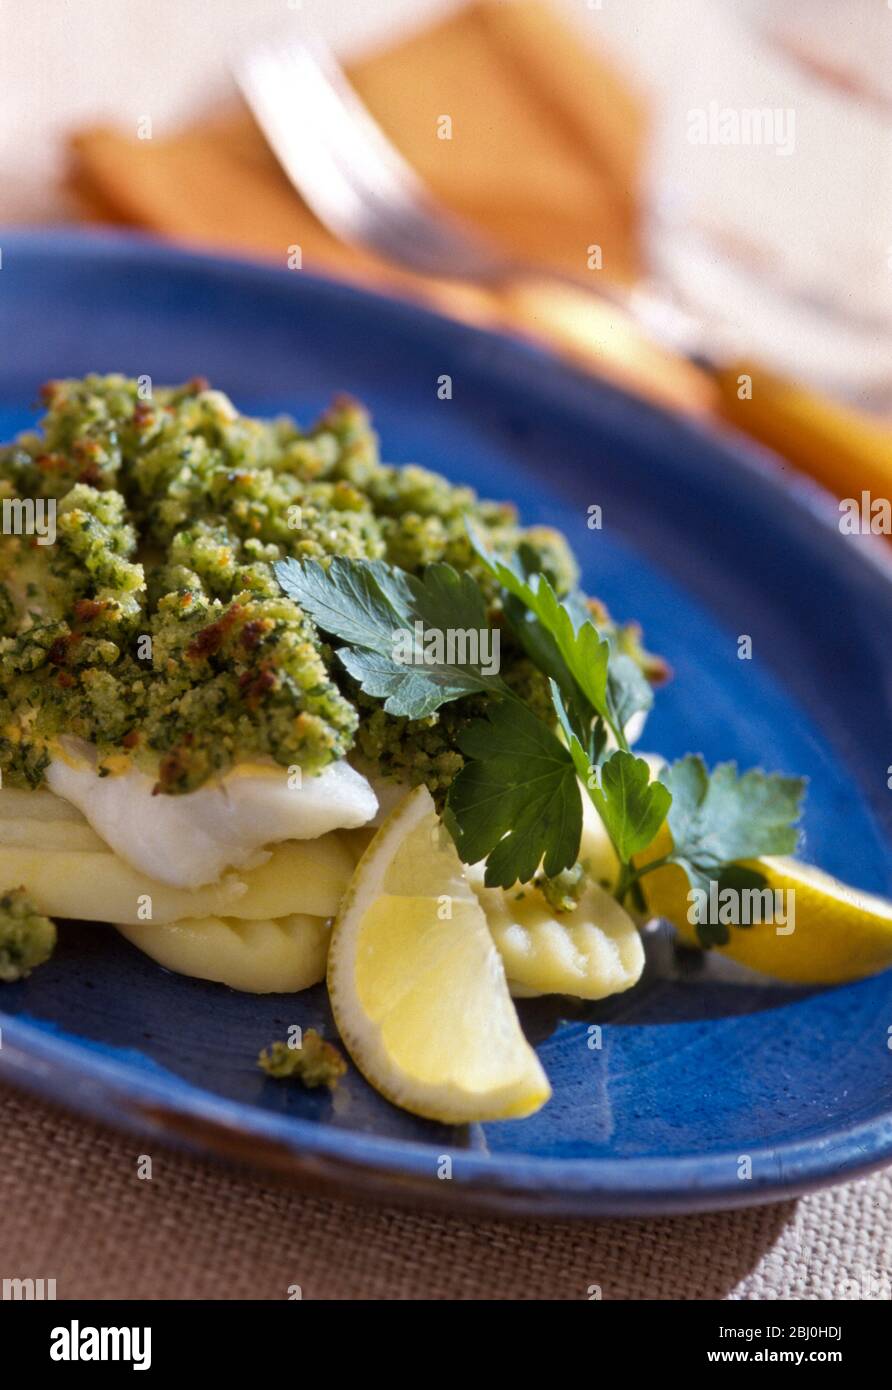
left=67, top=0, right=715, bottom=416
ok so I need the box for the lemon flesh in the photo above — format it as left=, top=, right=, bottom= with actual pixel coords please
left=327, top=786, right=551, bottom=1123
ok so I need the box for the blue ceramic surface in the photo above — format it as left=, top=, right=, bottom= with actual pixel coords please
left=0, top=229, right=890, bottom=1216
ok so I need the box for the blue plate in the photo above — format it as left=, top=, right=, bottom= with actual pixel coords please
left=1, top=229, right=890, bottom=1217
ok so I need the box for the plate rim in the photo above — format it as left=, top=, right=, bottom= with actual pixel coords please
left=4, top=1010, right=892, bottom=1218
left=1, top=225, right=891, bottom=1217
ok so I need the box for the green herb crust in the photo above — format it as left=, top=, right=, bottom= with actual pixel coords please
left=258, top=1031, right=347, bottom=1089
left=0, top=376, right=650, bottom=796
left=0, top=887, right=56, bottom=982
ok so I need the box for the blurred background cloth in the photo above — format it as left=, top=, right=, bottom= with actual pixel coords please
left=70, top=0, right=646, bottom=283
left=66, top=0, right=716, bottom=417
left=5, top=0, right=886, bottom=497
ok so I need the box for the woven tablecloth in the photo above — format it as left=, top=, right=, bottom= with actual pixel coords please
left=1, top=1084, right=889, bottom=1300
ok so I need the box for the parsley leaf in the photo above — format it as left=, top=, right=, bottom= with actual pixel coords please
left=662, top=755, right=806, bottom=894
left=596, top=751, right=672, bottom=863
left=552, top=682, right=670, bottom=862
left=334, top=648, right=458, bottom=720
left=445, top=700, right=582, bottom=887
left=467, top=526, right=612, bottom=734
left=469, top=525, right=655, bottom=751
left=276, top=555, right=408, bottom=650
left=275, top=556, right=507, bottom=718
left=605, top=652, right=654, bottom=735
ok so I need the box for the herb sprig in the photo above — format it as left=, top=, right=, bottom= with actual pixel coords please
left=276, top=556, right=509, bottom=718
left=275, top=546, right=804, bottom=905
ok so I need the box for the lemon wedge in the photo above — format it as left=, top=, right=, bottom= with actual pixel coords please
left=638, top=828, right=892, bottom=984
left=327, top=785, right=551, bottom=1123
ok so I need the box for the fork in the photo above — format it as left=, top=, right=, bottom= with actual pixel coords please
left=234, top=34, right=702, bottom=357
left=235, top=31, right=892, bottom=477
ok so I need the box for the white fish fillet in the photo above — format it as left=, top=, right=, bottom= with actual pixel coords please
left=47, top=738, right=378, bottom=888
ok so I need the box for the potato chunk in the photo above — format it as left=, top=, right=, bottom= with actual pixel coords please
left=0, top=833, right=354, bottom=924
left=476, top=879, right=644, bottom=1000
left=117, top=914, right=330, bottom=993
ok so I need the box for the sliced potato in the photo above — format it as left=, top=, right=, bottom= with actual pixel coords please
left=0, top=817, right=108, bottom=853
left=216, top=836, right=354, bottom=919
left=0, top=832, right=354, bottom=924
left=0, top=786, right=86, bottom=822
left=117, top=913, right=330, bottom=993
left=475, top=879, right=644, bottom=1000
left=340, top=826, right=378, bottom=864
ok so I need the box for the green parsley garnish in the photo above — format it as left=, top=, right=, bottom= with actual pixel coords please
left=275, top=537, right=805, bottom=908
left=276, top=556, right=509, bottom=718
left=659, top=755, right=806, bottom=897
left=444, top=699, right=580, bottom=885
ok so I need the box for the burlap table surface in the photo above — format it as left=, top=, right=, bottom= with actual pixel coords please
left=1, top=1084, right=890, bottom=1300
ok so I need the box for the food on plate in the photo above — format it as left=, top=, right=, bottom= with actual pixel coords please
left=2, top=375, right=887, bottom=1124
left=258, top=1030, right=347, bottom=1090
left=326, top=786, right=551, bottom=1123
left=118, top=913, right=331, bottom=993
left=0, top=784, right=355, bottom=922
left=476, top=871, right=644, bottom=1001
left=0, top=886, right=57, bottom=982
left=45, top=744, right=376, bottom=887
left=638, top=833, right=892, bottom=985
